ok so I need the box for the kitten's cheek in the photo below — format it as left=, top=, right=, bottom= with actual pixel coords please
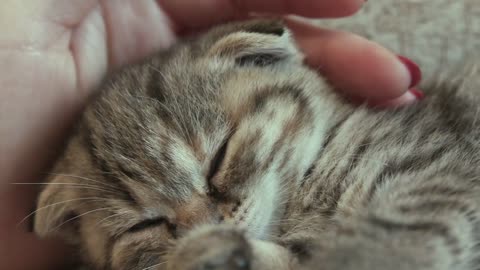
left=110, top=228, right=172, bottom=270
left=111, top=243, right=165, bottom=270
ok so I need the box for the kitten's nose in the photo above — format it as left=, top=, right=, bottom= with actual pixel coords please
left=206, top=201, right=233, bottom=224
left=174, top=193, right=243, bottom=230
left=175, top=194, right=226, bottom=227
left=217, top=201, right=241, bottom=223
left=211, top=212, right=225, bottom=224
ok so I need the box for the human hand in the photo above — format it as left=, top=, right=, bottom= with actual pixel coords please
left=0, top=1, right=422, bottom=269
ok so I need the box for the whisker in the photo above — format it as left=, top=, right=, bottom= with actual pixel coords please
left=50, top=207, right=111, bottom=233
left=146, top=64, right=164, bottom=75
left=133, top=95, right=162, bottom=105
left=17, top=197, right=109, bottom=227
left=142, top=260, right=168, bottom=270
left=12, top=183, right=121, bottom=195
left=44, top=173, right=122, bottom=190
left=95, top=212, right=130, bottom=227
left=144, top=250, right=169, bottom=257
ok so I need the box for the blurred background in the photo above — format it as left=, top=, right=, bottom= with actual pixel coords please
left=315, top=0, right=480, bottom=82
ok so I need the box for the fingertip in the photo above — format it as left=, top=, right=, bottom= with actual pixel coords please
left=291, top=23, right=411, bottom=100
left=335, top=37, right=411, bottom=100
left=397, top=55, right=422, bottom=88
left=325, top=0, right=365, bottom=17
left=159, top=0, right=367, bottom=30
left=358, top=44, right=412, bottom=99
left=369, top=89, right=419, bottom=108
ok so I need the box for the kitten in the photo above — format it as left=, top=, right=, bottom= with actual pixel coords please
left=33, top=19, right=480, bottom=270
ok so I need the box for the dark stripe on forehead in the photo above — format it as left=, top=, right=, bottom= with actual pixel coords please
left=252, top=85, right=310, bottom=116
left=218, top=132, right=260, bottom=193
left=251, top=85, right=316, bottom=172
left=263, top=111, right=313, bottom=173
left=220, top=84, right=316, bottom=193
left=225, top=152, right=258, bottom=187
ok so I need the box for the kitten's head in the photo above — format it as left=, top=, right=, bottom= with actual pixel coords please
left=34, top=19, right=335, bottom=269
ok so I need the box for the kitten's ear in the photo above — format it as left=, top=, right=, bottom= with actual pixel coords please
left=34, top=175, right=77, bottom=239
left=208, top=19, right=302, bottom=66
left=237, top=19, right=286, bottom=36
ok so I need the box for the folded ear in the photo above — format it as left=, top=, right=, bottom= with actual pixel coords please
left=34, top=174, right=78, bottom=239
left=207, top=19, right=302, bottom=66
left=237, top=19, right=286, bottom=36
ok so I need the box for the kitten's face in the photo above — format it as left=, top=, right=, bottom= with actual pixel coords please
left=34, top=20, right=333, bottom=269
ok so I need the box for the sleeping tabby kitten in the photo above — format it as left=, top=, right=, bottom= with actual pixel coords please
left=33, top=20, right=480, bottom=270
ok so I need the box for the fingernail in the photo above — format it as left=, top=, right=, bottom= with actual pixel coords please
left=409, top=87, right=425, bottom=100
left=370, top=91, right=416, bottom=108
left=397, top=55, right=422, bottom=88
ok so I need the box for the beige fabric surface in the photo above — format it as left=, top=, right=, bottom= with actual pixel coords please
left=315, top=0, right=480, bottom=81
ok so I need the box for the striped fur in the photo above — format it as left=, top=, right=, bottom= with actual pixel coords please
left=34, top=20, right=480, bottom=270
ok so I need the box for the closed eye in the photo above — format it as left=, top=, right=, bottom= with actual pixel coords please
left=127, top=217, right=174, bottom=234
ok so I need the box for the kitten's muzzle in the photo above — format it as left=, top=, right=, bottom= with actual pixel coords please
left=174, top=194, right=242, bottom=232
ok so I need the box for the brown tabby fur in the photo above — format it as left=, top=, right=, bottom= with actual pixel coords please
left=33, top=20, right=480, bottom=270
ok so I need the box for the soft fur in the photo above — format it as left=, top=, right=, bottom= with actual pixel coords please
left=34, top=20, right=480, bottom=270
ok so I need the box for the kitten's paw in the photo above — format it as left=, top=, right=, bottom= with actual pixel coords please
left=167, top=225, right=252, bottom=270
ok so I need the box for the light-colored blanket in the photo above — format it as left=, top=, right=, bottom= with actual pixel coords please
left=316, top=0, right=480, bottom=81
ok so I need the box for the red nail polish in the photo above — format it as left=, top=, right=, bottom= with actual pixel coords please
left=398, top=55, right=422, bottom=88
left=409, top=88, right=425, bottom=100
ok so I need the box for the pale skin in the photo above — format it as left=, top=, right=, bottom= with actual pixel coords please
left=0, top=0, right=421, bottom=269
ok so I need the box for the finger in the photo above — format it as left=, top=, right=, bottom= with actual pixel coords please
left=2, top=0, right=98, bottom=49
left=234, top=0, right=365, bottom=17
left=46, top=0, right=98, bottom=27
left=287, top=18, right=415, bottom=101
left=157, top=0, right=365, bottom=30
left=371, top=88, right=424, bottom=107
left=94, top=0, right=177, bottom=69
